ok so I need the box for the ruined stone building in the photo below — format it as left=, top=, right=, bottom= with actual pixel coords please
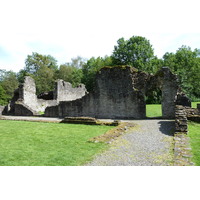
left=1, top=65, right=193, bottom=119
left=4, top=76, right=87, bottom=116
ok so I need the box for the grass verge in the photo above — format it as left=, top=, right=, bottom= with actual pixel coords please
left=188, top=121, right=200, bottom=166
left=0, top=120, right=112, bottom=166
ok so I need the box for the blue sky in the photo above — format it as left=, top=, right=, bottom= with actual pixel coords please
left=0, top=0, right=199, bottom=72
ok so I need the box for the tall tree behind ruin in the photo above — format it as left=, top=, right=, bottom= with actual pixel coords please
left=24, top=52, right=58, bottom=94
left=0, top=70, right=19, bottom=105
left=163, top=46, right=200, bottom=100
left=111, top=36, right=159, bottom=73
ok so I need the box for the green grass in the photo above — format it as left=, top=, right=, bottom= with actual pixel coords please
left=146, top=104, right=162, bottom=118
left=188, top=122, right=200, bottom=166
left=0, top=120, right=112, bottom=166
left=192, top=102, right=200, bottom=108
left=146, top=102, right=200, bottom=118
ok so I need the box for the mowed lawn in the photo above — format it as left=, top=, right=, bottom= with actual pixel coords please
left=0, top=120, right=112, bottom=166
left=188, top=122, right=200, bottom=166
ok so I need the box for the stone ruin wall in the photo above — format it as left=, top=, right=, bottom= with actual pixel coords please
left=45, top=66, right=181, bottom=119
left=54, top=80, right=87, bottom=102
left=45, top=66, right=146, bottom=119
left=6, top=76, right=87, bottom=116
left=3, top=65, right=194, bottom=120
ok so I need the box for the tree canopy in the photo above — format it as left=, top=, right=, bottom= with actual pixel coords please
left=163, top=46, right=200, bottom=99
left=111, top=36, right=156, bottom=72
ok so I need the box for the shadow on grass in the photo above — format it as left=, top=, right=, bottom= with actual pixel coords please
left=158, top=121, right=175, bottom=136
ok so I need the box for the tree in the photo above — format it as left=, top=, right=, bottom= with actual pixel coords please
left=0, top=85, right=8, bottom=105
left=25, top=52, right=58, bottom=74
left=57, top=64, right=83, bottom=87
left=23, top=52, right=58, bottom=94
left=82, top=56, right=113, bottom=91
left=34, top=66, right=55, bottom=94
left=163, top=46, right=200, bottom=100
left=112, top=36, right=155, bottom=72
left=0, top=70, right=19, bottom=104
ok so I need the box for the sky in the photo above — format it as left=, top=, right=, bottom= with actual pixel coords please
left=0, top=0, right=200, bottom=72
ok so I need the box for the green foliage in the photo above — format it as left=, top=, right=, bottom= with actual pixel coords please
left=23, top=52, right=59, bottom=94
left=0, top=120, right=112, bottom=166
left=111, top=36, right=156, bottom=73
left=0, top=85, right=8, bottom=105
left=25, top=52, right=58, bottom=74
left=163, top=46, right=200, bottom=99
left=56, top=59, right=84, bottom=88
left=188, top=122, right=200, bottom=166
left=34, top=66, right=55, bottom=94
left=146, top=89, right=162, bottom=104
left=82, top=56, right=113, bottom=91
left=0, top=70, right=19, bottom=105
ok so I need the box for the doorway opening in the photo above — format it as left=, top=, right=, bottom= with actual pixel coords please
left=145, top=88, right=162, bottom=118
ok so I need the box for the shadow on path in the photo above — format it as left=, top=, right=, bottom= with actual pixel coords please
left=158, top=121, right=175, bottom=136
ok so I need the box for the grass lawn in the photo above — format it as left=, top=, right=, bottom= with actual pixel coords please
left=192, top=102, right=200, bottom=108
left=146, top=104, right=162, bottom=118
left=0, top=120, right=112, bottom=166
left=188, top=122, right=200, bottom=166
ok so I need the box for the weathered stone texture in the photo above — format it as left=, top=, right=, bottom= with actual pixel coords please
left=5, top=76, right=87, bottom=116
left=175, top=105, right=188, bottom=134
left=14, top=103, right=35, bottom=116
left=54, top=80, right=87, bottom=102
left=159, top=67, right=179, bottom=119
left=5, top=65, right=189, bottom=119
left=175, top=93, right=191, bottom=107
left=45, top=66, right=146, bottom=119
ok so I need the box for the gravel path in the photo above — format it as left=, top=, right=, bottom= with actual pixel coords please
left=86, top=120, right=175, bottom=166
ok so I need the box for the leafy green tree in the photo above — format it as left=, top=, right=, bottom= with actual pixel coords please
left=23, top=52, right=58, bottom=94
left=0, top=70, right=19, bottom=104
left=0, top=71, right=19, bottom=98
left=163, top=46, right=200, bottom=100
left=0, top=84, right=8, bottom=105
left=57, top=64, right=83, bottom=87
left=82, top=56, right=113, bottom=91
left=34, top=66, right=55, bottom=94
left=25, top=52, right=58, bottom=74
left=112, top=36, right=155, bottom=72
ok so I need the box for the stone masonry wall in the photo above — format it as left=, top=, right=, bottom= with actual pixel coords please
left=159, top=67, right=179, bottom=119
left=45, top=66, right=147, bottom=119
left=54, top=80, right=87, bottom=102
left=7, top=76, right=87, bottom=116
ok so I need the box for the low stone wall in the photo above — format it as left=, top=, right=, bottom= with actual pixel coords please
left=14, top=103, right=36, bottom=116
left=175, top=105, right=188, bottom=134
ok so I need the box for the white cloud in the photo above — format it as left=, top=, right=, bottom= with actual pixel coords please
left=0, top=0, right=200, bottom=72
